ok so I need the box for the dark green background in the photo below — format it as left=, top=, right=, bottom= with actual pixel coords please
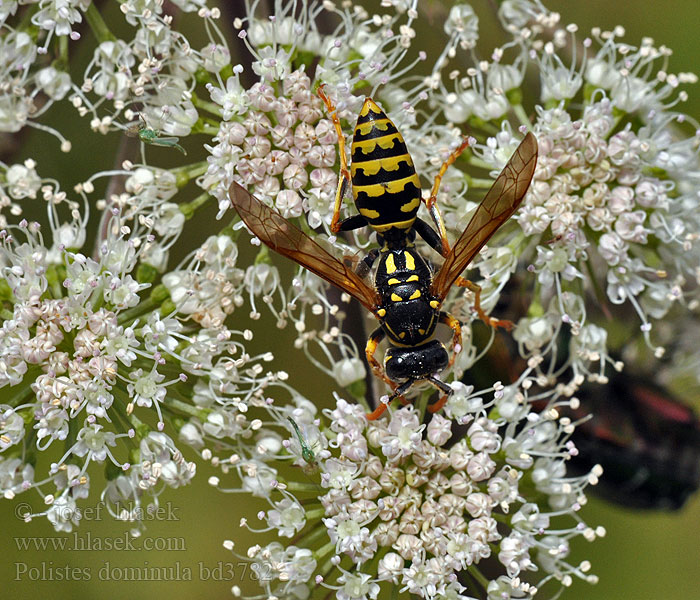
left=2, top=1, right=699, bottom=598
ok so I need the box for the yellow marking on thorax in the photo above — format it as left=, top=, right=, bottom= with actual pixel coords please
left=391, top=293, right=402, bottom=302
left=385, top=329, right=413, bottom=348
left=352, top=174, right=421, bottom=198
left=404, top=251, right=415, bottom=270
left=406, top=275, right=419, bottom=282
left=408, top=289, right=421, bottom=300
left=351, top=153, right=412, bottom=177
left=384, top=253, right=397, bottom=274
left=387, top=278, right=401, bottom=285
left=383, top=322, right=402, bottom=343
left=355, top=119, right=393, bottom=137
left=353, top=133, right=402, bottom=155
left=377, top=308, right=386, bottom=317
left=430, top=300, right=440, bottom=309
left=359, top=207, right=381, bottom=219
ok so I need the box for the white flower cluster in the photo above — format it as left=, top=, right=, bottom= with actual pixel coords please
left=203, top=70, right=338, bottom=225
left=0, top=159, right=282, bottom=531
left=2, top=0, right=699, bottom=598
left=420, top=1, right=700, bottom=385
left=229, top=394, right=601, bottom=599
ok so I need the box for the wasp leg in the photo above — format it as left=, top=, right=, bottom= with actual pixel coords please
left=365, top=328, right=394, bottom=387
left=413, top=217, right=445, bottom=257
left=356, top=248, right=380, bottom=279
left=366, top=379, right=413, bottom=420
left=318, top=85, right=352, bottom=234
left=425, top=137, right=471, bottom=256
left=439, top=311, right=463, bottom=368
left=459, top=279, right=514, bottom=330
left=334, top=213, right=364, bottom=232
left=426, top=376, right=453, bottom=413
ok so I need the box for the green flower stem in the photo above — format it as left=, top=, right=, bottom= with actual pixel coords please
left=170, top=161, right=209, bottom=188
left=219, top=219, right=240, bottom=241
left=470, top=118, right=500, bottom=135
left=466, top=156, right=497, bottom=170
left=56, top=36, right=69, bottom=70
left=111, top=390, right=150, bottom=440
left=162, top=397, right=209, bottom=420
left=116, top=295, right=162, bottom=326
left=180, top=192, right=213, bottom=219
left=314, top=540, right=337, bottom=565
left=390, top=583, right=399, bottom=600
left=303, top=507, right=326, bottom=520
left=18, top=3, right=38, bottom=30
left=5, top=379, right=38, bottom=408
left=354, top=394, right=372, bottom=414
left=527, top=282, right=545, bottom=318
left=416, top=389, right=430, bottom=423
left=84, top=3, right=117, bottom=43
left=286, top=481, right=323, bottom=493
left=469, top=565, right=490, bottom=591
left=297, top=523, right=329, bottom=548
left=254, top=244, right=270, bottom=265
left=109, top=396, right=139, bottom=440
left=191, top=93, right=224, bottom=118
left=512, top=103, right=534, bottom=130
left=197, top=124, right=222, bottom=136
left=584, top=256, right=608, bottom=309
left=469, top=177, right=502, bottom=189
left=45, top=264, right=64, bottom=299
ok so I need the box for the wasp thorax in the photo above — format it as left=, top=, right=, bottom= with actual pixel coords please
left=374, top=248, right=437, bottom=346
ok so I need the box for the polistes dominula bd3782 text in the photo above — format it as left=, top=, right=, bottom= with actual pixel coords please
left=230, top=89, right=537, bottom=419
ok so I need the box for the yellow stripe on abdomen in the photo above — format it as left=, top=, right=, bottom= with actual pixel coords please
left=355, top=118, right=393, bottom=137
left=351, top=153, right=413, bottom=177
left=353, top=133, right=402, bottom=155
left=353, top=174, right=421, bottom=198
left=372, top=218, right=414, bottom=232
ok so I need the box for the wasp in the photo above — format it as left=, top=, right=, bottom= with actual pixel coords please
left=230, top=96, right=537, bottom=419
left=317, top=88, right=521, bottom=330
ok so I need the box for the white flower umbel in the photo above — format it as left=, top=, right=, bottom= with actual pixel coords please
left=3, top=0, right=699, bottom=598
left=226, top=393, right=601, bottom=599
left=0, top=159, right=287, bottom=530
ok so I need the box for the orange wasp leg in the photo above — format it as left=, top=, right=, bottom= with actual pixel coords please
left=426, top=376, right=454, bottom=414
left=424, top=314, right=462, bottom=414
left=460, top=279, right=514, bottom=331
left=425, top=137, right=471, bottom=257
left=439, top=311, right=463, bottom=368
left=318, top=85, right=352, bottom=234
left=366, top=402, right=390, bottom=421
left=365, top=328, right=395, bottom=387
left=366, top=380, right=412, bottom=421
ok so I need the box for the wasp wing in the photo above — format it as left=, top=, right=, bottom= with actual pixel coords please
left=230, top=183, right=380, bottom=313
left=431, top=132, right=538, bottom=300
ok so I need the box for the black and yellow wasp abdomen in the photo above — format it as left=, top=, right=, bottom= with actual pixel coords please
left=351, top=99, right=422, bottom=237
